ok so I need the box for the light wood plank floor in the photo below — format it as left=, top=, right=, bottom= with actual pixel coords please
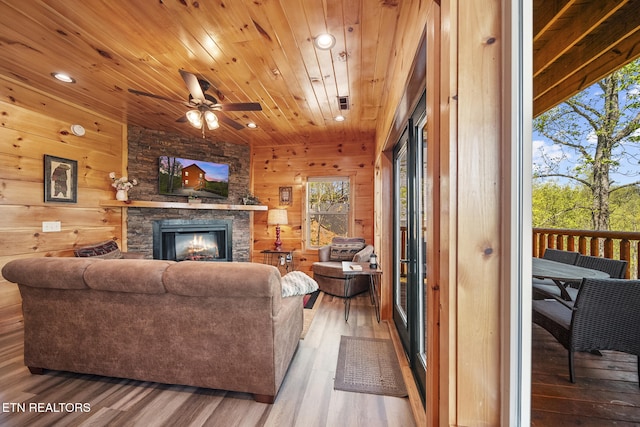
left=0, top=293, right=416, bottom=427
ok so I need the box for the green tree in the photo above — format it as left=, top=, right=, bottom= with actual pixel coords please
left=533, top=59, right=640, bottom=231
left=532, top=182, right=591, bottom=229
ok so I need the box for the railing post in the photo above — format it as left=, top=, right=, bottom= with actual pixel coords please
left=620, top=239, right=631, bottom=279
left=538, top=233, right=546, bottom=257
left=578, top=236, right=587, bottom=255
left=604, top=238, right=613, bottom=259
left=547, top=234, right=556, bottom=251
left=567, top=235, right=575, bottom=252
left=637, top=241, right=640, bottom=280
left=590, top=237, right=599, bottom=256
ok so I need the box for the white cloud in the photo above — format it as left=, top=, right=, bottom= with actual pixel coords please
left=533, top=139, right=565, bottom=163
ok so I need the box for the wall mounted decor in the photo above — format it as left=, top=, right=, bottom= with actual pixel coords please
left=44, top=155, right=78, bottom=203
left=279, top=186, right=292, bottom=206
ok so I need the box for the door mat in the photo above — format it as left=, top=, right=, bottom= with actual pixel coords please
left=334, top=335, right=408, bottom=397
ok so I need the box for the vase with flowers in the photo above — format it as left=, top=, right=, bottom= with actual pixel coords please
left=109, top=172, right=138, bottom=201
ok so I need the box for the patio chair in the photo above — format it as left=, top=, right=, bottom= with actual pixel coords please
left=532, top=249, right=580, bottom=299
left=542, top=248, right=580, bottom=265
left=575, top=254, right=628, bottom=279
left=533, top=254, right=628, bottom=302
left=532, top=277, right=640, bottom=386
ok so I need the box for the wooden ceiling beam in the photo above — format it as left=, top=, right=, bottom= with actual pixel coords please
left=534, top=25, right=640, bottom=116
left=533, top=0, right=630, bottom=78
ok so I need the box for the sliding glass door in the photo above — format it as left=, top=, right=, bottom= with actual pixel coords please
left=393, top=93, right=427, bottom=400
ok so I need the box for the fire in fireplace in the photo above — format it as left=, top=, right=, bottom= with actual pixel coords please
left=153, top=219, right=232, bottom=262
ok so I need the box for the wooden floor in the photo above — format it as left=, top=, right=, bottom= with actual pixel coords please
left=531, top=323, right=640, bottom=425
left=0, top=293, right=416, bottom=427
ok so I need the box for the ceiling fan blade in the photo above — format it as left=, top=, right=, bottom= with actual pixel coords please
left=176, top=115, right=187, bottom=123
left=219, top=115, right=245, bottom=130
left=218, top=102, right=262, bottom=112
left=128, top=88, right=183, bottom=103
left=179, top=69, right=206, bottom=104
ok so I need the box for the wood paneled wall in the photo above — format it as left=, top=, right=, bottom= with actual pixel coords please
left=0, top=75, right=126, bottom=331
left=250, top=138, right=376, bottom=273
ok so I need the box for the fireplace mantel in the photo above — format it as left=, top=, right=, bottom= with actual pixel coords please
left=100, top=200, right=267, bottom=211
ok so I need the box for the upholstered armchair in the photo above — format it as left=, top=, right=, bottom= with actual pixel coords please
left=311, top=237, right=374, bottom=297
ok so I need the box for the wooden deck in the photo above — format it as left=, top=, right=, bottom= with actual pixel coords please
left=531, top=323, right=640, bottom=425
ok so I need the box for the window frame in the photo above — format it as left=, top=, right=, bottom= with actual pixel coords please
left=304, top=175, right=354, bottom=250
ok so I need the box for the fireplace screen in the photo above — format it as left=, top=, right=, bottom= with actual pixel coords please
left=153, top=219, right=232, bottom=262
left=174, top=232, right=225, bottom=261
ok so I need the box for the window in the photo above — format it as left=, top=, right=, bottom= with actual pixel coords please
left=306, top=176, right=351, bottom=247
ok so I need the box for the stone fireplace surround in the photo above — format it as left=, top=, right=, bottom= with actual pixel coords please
left=124, top=126, right=252, bottom=261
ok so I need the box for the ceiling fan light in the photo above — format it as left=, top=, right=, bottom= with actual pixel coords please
left=204, top=111, right=219, bottom=130
left=186, top=110, right=203, bottom=128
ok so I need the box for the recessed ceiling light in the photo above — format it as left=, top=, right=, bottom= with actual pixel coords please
left=314, top=33, right=336, bottom=50
left=247, top=122, right=257, bottom=129
left=334, top=115, right=345, bottom=122
left=51, top=72, right=76, bottom=83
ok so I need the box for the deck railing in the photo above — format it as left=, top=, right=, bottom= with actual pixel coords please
left=533, top=227, right=640, bottom=279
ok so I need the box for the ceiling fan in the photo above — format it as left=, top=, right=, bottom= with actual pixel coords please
left=128, top=70, right=262, bottom=136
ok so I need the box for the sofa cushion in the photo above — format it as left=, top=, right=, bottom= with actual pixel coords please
left=2, top=257, right=97, bottom=290
left=281, top=271, right=319, bottom=297
left=329, top=237, right=366, bottom=261
left=163, top=261, right=281, bottom=298
left=74, top=240, right=123, bottom=259
left=83, top=259, right=174, bottom=294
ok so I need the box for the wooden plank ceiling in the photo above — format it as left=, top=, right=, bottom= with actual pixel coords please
left=0, top=1, right=638, bottom=146
left=534, top=0, right=640, bottom=116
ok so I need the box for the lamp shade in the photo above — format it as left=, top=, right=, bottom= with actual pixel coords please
left=267, top=209, right=288, bottom=225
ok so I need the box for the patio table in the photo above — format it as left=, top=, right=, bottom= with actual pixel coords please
left=532, top=257, right=609, bottom=301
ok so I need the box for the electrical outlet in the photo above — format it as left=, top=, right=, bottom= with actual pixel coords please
left=42, top=221, right=61, bottom=232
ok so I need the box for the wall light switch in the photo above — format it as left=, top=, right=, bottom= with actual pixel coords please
left=42, top=221, right=61, bottom=232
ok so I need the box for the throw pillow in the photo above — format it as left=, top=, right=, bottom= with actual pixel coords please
left=281, top=271, right=319, bottom=297
left=329, top=237, right=366, bottom=261
left=74, top=240, right=123, bottom=259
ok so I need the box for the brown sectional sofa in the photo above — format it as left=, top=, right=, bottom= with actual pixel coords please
left=1, top=257, right=303, bottom=403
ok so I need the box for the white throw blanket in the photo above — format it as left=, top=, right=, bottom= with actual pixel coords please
left=281, top=271, right=319, bottom=297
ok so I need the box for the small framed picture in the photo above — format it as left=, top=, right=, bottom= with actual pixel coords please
left=44, top=155, right=78, bottom=203
left=279, top=186, right=292, bottom=206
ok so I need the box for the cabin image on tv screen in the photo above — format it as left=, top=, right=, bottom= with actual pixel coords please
left=159, top=156, right=229, bottom=199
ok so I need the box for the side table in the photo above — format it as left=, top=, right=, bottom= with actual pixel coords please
left=261, top=249, right=295, bottom=274
left=341, top=261, right=381, bottom=322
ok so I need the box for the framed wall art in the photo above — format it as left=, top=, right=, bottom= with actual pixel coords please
left=279, top=186, right=292, bottom=206
left=44, top=155, right=78, bottom=203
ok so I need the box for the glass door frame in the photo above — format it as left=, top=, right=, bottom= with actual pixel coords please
left=393, top=93, right=427, bottom=401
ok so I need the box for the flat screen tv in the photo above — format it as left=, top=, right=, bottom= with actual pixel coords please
left=158, top=156, right=229, bottom=199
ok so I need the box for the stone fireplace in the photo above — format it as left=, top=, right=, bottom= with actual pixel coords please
left=124, top=126, right=253, bottom=261
left=153, top=219, right=232, bottom=261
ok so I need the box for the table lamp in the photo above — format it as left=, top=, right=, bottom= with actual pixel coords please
left=267, top=209, right=288, bottom=250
